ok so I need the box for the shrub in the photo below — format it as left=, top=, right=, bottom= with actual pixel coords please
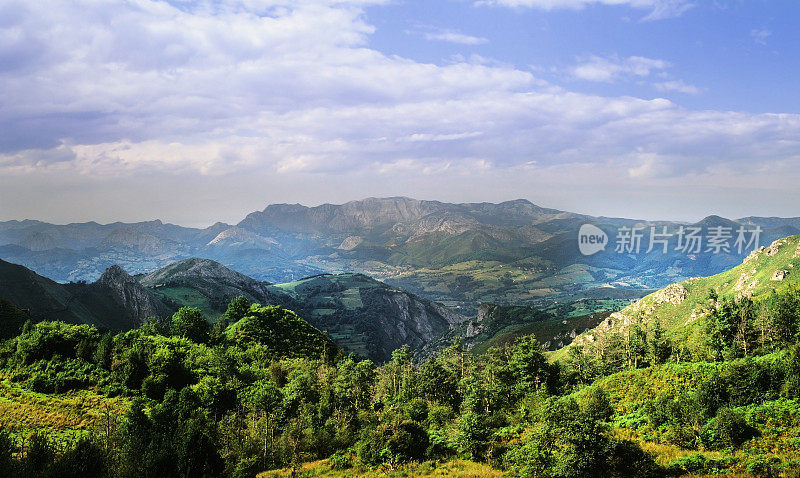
left=386, top=420, right=429, bottom=463
left=701, top=407, right=758, bottom=450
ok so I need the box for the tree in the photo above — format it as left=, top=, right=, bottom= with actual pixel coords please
left=224, top=296, right=251, bottom=323
left=701, top=407, right=757, bottom=450
left=171, top=307, right=209, bottom=344
left=0, top=428, right=15, bottom=477
left=648, top=320, right=672, bottom=365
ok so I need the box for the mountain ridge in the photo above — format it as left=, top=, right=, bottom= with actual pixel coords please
left=2, top=197, right=798, bottom=314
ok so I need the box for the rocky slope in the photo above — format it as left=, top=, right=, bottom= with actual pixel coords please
left=264, top=272, right=469, bottom=362
left=139, top=257, right=280, bottom=314
left=0, top=259, right=171, bottom=330
left=93, top=265, right=171, bottom=326
left=554, top=234, right=800, bottom=361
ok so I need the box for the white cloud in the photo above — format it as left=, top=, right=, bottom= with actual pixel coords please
left=474, top=0, right=693, bottom=20
left=422, top=30, right=489, bottom=45
left=571, top=55, right=669, bottom=82
left=2, top=0, right=800, bottom=224
left=654, top=80, right=701, bottom=94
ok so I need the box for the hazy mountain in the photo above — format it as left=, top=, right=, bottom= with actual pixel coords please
left=2, top=197, right=798, bottom=313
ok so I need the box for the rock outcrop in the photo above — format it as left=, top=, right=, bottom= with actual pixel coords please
left=97, top=265, right=171, bottom=324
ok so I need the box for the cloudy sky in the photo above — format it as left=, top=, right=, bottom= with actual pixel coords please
left=1, top=0, right=799, bottom=227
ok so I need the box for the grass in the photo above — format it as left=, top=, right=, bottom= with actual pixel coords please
left=0, top=377, right=128, bottom=443
left=553, top=235, right=800, bottom=362
left=153, top=286, right=216, bottom=318
left=259, top=459, right=505, bottom=478
left=572, top=357, right=800, bottom=474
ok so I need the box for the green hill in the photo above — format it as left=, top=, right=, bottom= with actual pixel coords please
left=225, top=304, right=339, bottom=360
left=139, top=257, right=280, bottom=319
left=553, top=235, right=800, bottom=362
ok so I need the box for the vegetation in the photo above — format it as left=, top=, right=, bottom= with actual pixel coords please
left=4, top=236, right=800, bottom=476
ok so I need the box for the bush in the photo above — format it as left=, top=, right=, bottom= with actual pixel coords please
left=14, top=322, right=99, bottom=365
left=606, top=439, right=662, bottom=478
left=328, top=450, right=352, bottom=470
left=48, top=438, right=109, bottom=478
left=695, top=375, right=729, bottom=418
left=386, top=420, right=429, bottom=463
left=701, top=407, right=758, bottom=450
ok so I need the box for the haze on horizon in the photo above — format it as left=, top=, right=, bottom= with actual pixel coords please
left=2, top=0, right=799, bottom=228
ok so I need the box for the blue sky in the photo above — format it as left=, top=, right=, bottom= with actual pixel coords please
left=1, top=0, right=799, bottom=226
left=366, top=1, right=797, bottom=113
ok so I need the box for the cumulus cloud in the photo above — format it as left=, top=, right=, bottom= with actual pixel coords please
left=2, top=0, right=800, bottom=224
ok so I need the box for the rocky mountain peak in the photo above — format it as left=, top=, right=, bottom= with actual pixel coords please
left=99, top=264, right=134, bottom=284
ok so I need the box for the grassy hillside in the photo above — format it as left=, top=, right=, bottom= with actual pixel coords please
left=259, top=459, right=503, bottom=477
left=568, top=353, right=800, bottom=474
left=553, top=235, right=800, bottom=361
left=0, top=377, right=127, bottom=443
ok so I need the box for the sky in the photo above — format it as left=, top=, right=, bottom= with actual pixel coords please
left=1, top=0, right=799, bottom=227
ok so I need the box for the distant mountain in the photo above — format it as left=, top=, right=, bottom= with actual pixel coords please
left=2, top=197, right=798, bottom=313
left=0, top=259, right=171, bottom=330
left=737, top=216, right=800, bottom=230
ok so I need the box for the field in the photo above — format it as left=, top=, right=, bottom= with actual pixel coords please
left=0, top=377, right=128, bottom=443
left=259, top=459, right=504, bottom=477
left=386, top=260, right=649, bottom=316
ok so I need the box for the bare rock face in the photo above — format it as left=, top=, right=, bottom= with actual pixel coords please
left=766, top=239, right=787, bottom=256
left=772, top=269, right=790, bottom=281
left=207, top=227, right=276, bottom=249
left=98, top=265, right=170, bottom=324
left=744, top=246, right=766, bottom=263
left=338, top=236, right=363, bottom=250
left=653, top=283, right=688, bottom=305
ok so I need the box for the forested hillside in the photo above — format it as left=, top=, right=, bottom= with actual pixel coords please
left=3, top=238, right=800, bottom=477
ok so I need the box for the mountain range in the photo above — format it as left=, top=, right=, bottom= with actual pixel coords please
left=2, top=197, right=798, bottom=316
left=0, top=254, right=612, bottom=362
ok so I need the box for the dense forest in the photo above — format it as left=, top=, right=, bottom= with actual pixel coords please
left=2, top=284, right=800, bottom=477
